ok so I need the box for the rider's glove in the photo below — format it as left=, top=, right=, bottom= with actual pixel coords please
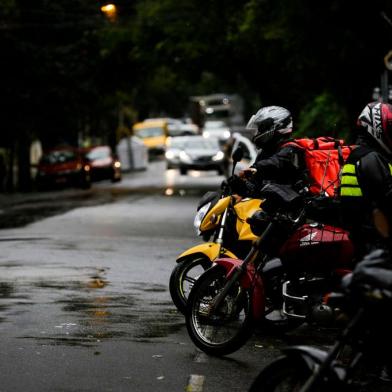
left=227, top=175, right=249, bottom=196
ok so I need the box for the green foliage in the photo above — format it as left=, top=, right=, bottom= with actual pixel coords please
left=296, top=92, right=351, bottom=140
left=2, top=0, right=392, bottom=156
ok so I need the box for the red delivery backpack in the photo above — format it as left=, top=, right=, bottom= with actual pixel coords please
left=283, top=137, right=354, bottom=197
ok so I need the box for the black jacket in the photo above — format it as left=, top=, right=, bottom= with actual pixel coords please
left=234, top=142, right=306, bottom=197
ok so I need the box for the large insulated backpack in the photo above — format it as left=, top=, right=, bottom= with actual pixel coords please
left=283, top=137, right=354, bottom=197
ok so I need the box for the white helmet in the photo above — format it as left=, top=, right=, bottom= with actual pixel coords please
left=246, top=106, right=293, bottom=148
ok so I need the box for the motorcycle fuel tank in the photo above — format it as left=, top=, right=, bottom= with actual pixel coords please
left=279, top=223, right=354, bottom=272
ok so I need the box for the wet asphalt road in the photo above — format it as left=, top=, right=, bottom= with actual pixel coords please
left=0, top=161, right=336, bottom=392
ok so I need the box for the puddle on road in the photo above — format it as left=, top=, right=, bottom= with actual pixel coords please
left=0, top=263, right=183, bottom=345
left=0, top=281, right=15, bottom=298
left=0, top=281, right=34, bottom=322
left=131, top=282, right=167, bottom=293
left=29, top=282, right=185, bottom=347
left=33, top=280, right=86, bottom=291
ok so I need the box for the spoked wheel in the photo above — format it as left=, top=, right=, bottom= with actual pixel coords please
left=169, top=256, right=212, bottom=314
left=186, top=265, right=254, bottom=356
left=249, top=355, right=322, bottom=392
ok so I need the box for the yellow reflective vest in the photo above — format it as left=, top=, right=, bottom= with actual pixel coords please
left=340, top=162, right=392, bottom=197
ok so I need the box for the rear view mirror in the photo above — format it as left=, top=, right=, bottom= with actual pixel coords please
left=231, top=147, right=244, bottom=176
left=232, top=147, right=244, bottom=164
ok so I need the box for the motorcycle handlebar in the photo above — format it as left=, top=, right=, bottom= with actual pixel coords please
left=247, top=208, right=305, bottom=227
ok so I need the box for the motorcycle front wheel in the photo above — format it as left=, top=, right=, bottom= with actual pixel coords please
left=169, top=256, right=212, bottom=314
left=249, top=355, right=319, bottom=392
left=186, top=265, right=254, bottom=356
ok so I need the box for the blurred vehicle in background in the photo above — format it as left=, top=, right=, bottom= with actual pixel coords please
left=165, top=135, right=225, bottom=175
left=133, top=119, right=168, bottom=156
left=35, top=147, right=91, bottom=190
left=168, top=118, right=199, bottom=137
left=81, top=145, right=121, bottom=183
left=190, top=93, right=245, bottom=128
left=116, top=136, right=148, bottom=171
left=144, top=117, right=199, bottom=137
left=202, top=120, right=231, bottom=142
left=224, top=132, right=258, bottom=177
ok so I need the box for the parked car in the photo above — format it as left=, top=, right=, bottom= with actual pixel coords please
left=165, top=135, right=225, bottom=175
left=35, top=147, right=91, bottom=190
left=202, top=120, right=231, bottom=142
left=81, top=145, right=122, bottom=183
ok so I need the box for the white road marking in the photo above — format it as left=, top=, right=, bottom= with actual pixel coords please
left=185, top=374, right=205, bottom=392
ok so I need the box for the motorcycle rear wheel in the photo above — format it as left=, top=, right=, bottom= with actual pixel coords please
left=249, top=355, right=323, bottom=392
left=169, top=256, right=211, bottom=314
left=186, top=265, right=254, bottom=356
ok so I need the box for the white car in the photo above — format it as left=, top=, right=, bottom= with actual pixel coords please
left=165, top=135, right=225, bottom=175
left=202, top=120, right=231, bottom=141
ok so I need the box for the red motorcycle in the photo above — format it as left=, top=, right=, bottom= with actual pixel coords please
left=185, top=183, right=354, bottom=356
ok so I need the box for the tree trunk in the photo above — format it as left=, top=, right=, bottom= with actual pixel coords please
left=17, top=132, right=32, bottom=192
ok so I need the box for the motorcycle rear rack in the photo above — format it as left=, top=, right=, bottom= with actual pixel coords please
left=282, top=280, right=309, bottom=319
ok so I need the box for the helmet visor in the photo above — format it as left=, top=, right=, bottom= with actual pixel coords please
left=246, top=114, right=257, bottom=130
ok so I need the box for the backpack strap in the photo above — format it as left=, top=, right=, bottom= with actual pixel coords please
left=337, top=145, right=344, bottom=166
left=337, top=144, right=354, bottom=166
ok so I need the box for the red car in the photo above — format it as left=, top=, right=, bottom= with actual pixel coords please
left=81, top=145, right=122, bottom=183
left=35, top=147, right=91, bottom=190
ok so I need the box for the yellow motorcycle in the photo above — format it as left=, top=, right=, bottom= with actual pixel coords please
left=169, top=149, right=262, bottom=313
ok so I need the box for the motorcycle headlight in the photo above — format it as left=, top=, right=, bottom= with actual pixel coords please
left=193, top=202, right=211, bottom=234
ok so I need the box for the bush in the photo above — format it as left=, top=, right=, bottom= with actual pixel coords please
left=296, top=92, right=350, bottom=140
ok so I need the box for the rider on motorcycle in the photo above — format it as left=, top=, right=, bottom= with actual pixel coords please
left=228, top=106, right=307, bottom=198
left=339, top=102, right=392, bottom=257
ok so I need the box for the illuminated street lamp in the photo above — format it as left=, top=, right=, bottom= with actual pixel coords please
left=101, top=3, right=117, bottom=22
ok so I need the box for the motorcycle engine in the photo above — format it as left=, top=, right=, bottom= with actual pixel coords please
left=309, top=303, right=335, bottom=326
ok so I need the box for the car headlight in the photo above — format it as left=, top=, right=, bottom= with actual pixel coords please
left=222, top=130, right=231, bottom=140
left=193, top=202, right=211, bottom=234
left=165, top=150, right=175, bottom=159
left=212, top=151, right=224, bottom=161
left=180, top=151, right=192, bottom=163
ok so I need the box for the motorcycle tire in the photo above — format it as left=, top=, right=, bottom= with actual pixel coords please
left=186, top=265, right=254, bottom=357
left=249, top=355, right=322, bottom=392
left=169, top=256, right=212, bottom=314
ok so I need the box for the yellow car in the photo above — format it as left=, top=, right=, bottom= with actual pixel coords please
left=133, top=119, right=168, bottom=156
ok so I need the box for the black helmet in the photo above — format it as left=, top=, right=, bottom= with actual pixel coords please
left=357, top=102, right=392, bottom=154
left=246, top=106, right=293, bottom=149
